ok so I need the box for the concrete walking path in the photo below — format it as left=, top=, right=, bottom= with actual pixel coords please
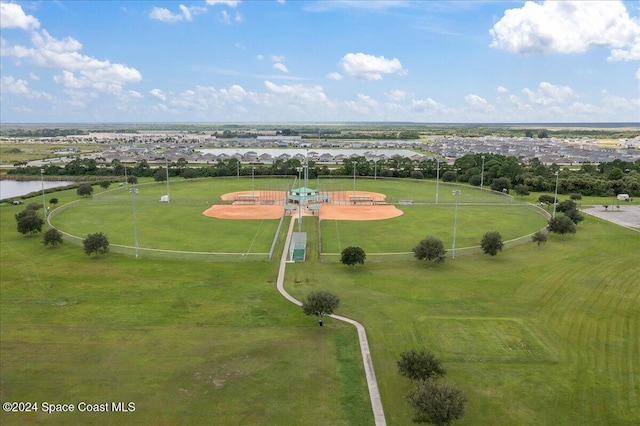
left=276, top=217, right=387, bottom=426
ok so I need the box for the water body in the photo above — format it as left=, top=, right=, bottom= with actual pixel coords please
left=0, top=180, right=75, bottom=200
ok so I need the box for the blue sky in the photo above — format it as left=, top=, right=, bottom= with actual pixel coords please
left=1, top=0, right=639, bottom=123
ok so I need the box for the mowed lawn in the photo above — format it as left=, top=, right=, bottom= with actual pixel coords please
left=321, top=204, right=547, bottom=255
left=0, top=197, right=372, bottom=425
left=3, top=178, right=639, bottom=425
left=287, top=215, right=640, bottom=425
left=50, top=178, right=292, bottom=253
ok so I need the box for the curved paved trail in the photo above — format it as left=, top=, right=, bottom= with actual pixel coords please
left=276, top=216, right=387, bottom=426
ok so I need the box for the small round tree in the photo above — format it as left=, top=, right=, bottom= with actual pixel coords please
left=99, top=181, right=111, bottom=189
left=406, top=379, right=466, bottom=425
left=76, top=184, right=94, bottom=197
left=397, top=349, right=446, bottom=381
left=82, top=232, right=110, bottom=256
left=480, top=231, right=504, bottom=256
left=43, top=228, right=64, bottom=247
left=16, top=211, right=44, bottom=236
left=413, top=237, right=446, bottom=263
left=302, top=291, right=340, bottom=326
left=531, top=230, right=547, bottom=249
left=49, top=198, right=59, bottom=207
left=547, top=216, right=576, bottom=240
left=340, top=246, right=366, bottom=269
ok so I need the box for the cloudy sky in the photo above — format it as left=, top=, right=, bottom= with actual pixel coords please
left=1, top=0, right=639, bottom=123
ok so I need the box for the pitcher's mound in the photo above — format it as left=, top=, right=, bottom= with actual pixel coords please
left=320, top=205, right=403, bottom=221
left=203, top=205, right=283, bottom=220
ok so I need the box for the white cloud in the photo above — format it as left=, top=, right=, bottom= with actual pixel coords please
left=608, top=40, right=640, bottom=61
left=206, top=0, right=241, bottom=7
left=264, top=80, right=328, bottom=105
left=220, top=10, right=243, bottom=24
left=327, top=72, right=343, bottom=81
left=497, top=86, right=508, bottom=93
left=490, top=1, right=640, bottom=58
left=2, top=30, right=141, bottom=95
left=1, top=75, right=52, bottom=100
left=273, top=63, right=289, bottom=73
left=149, top=5, right=206, bottom=23
left=270, top=54, right=285, bottom=62
left=339, top=52, right=404, bottom=81
left=0, top=3, right=40, bottom=30
left=464, top=94, right=494, bottom=112
left=410, top=98, right=448, bottom=113
left=345, top=93, right=379, bottom=114
left=386, top=90, right=406, bottom=101
left=150, top=89, right=167, bottom=101
left=257, top=54, right=264, bottom=61
left=522, top=82, right=575, bottom=105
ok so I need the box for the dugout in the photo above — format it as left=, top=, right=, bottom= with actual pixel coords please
left=290, top=232, right=307, bottom=262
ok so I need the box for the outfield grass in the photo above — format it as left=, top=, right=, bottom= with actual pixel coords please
left=50, top=178, right=293, bottom=254
left=321, top=204, right=547, bottom=254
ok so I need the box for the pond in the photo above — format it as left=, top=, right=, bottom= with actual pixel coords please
left=0, top=180, right=75, bottom=200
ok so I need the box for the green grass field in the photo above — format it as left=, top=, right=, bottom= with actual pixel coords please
left=2, top=177, right=639, bottom=425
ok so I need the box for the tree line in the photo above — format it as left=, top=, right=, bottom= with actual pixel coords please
left=9, top=154, right=640, bottom=197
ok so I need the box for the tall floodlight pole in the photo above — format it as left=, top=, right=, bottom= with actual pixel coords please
left=374, top=149, right=378, bottom=180
left=435, top=158, right=440, bottom=204
left=353, top=162, right=357, bottom=197
left=480, top=155, right=485, bottom=191
left=130, top=187, right=139, bottom=258
left=165, top=156, right=170, bottom=202
left=251, top=164, right=255, bottom=198
left=40, top=168, right=47, bottom=220
left=552, top=171, right=559, bottom=219
left=296, top=166, right=303, bottom=232
left=452, top=190, right=461, bottom=259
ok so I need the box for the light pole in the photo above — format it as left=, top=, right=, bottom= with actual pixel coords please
left=353, top=162, right=357, bottom=198
left=130, top=187, right=139, bottom=258
left=452, top=190, right=461, bottom=259
left=552, top=171, right=559, bottom=219
left=40, top=168, right=47, bottom=220
left=296, top=166, right=303, bottom=232
left=165, top=156, right=170, bottom=203
left=251, top=164, right=255, bottom=198
left=480, top=155, right=485, bottom=191
left=435, top=158, right=440, bottom=204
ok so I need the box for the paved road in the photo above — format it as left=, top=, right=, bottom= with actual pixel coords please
left=275, top=217, right=387, bottom=426
left=582, top=205, right=640, bottom=230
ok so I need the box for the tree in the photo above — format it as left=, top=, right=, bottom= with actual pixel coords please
left=413, top=237, right=446, bottom=263
left=397, top=349, right=446, bottom=381
left=490, top=177, right=511, bottom=193
left=514, top=184, right=530, bottom=198
left=410, top=170, right=424, bottom=180
left=16, top=211, right=44, bottom=235
left=182, top=168, right=198, bottom=179
left=127, top=176, right=138, bottom=185
left=547, top=216, right=576, bottom=239
left=82, top=232, right=110, bottom=256
left=531, top=230, right=547, bottom=249
left=302, top=291, right=340, bottom=326
left=43, top=228, right=63, bottom=247
left=564, top=208, right=584, bottom=225
left=569, top=193, right=582, bottom=202
left=538, top=194, right=556, bottom=208
left=340, top=246, right=366, bottom=268
left=441, top=171, right=457, bottom=182
left=49, top=197, right=59, bottom=207
left=76, top=184, right=93, bottom=197
left=480, top=231, right=504, bottom=256
left=556, top=199, right=577, bottom=213
left=99, top=181, right=110, bottom=189
left=406, top=379, right=466, bottom=425
left=153, top=168, right=167, bottom=182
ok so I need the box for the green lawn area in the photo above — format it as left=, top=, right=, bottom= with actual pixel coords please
left=287, top=214, right=640, bottom=425
left=2, top=177, right=639, bottom=425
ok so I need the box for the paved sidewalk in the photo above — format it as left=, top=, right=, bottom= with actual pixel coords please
left=276, top=217, right=387, bottom=426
